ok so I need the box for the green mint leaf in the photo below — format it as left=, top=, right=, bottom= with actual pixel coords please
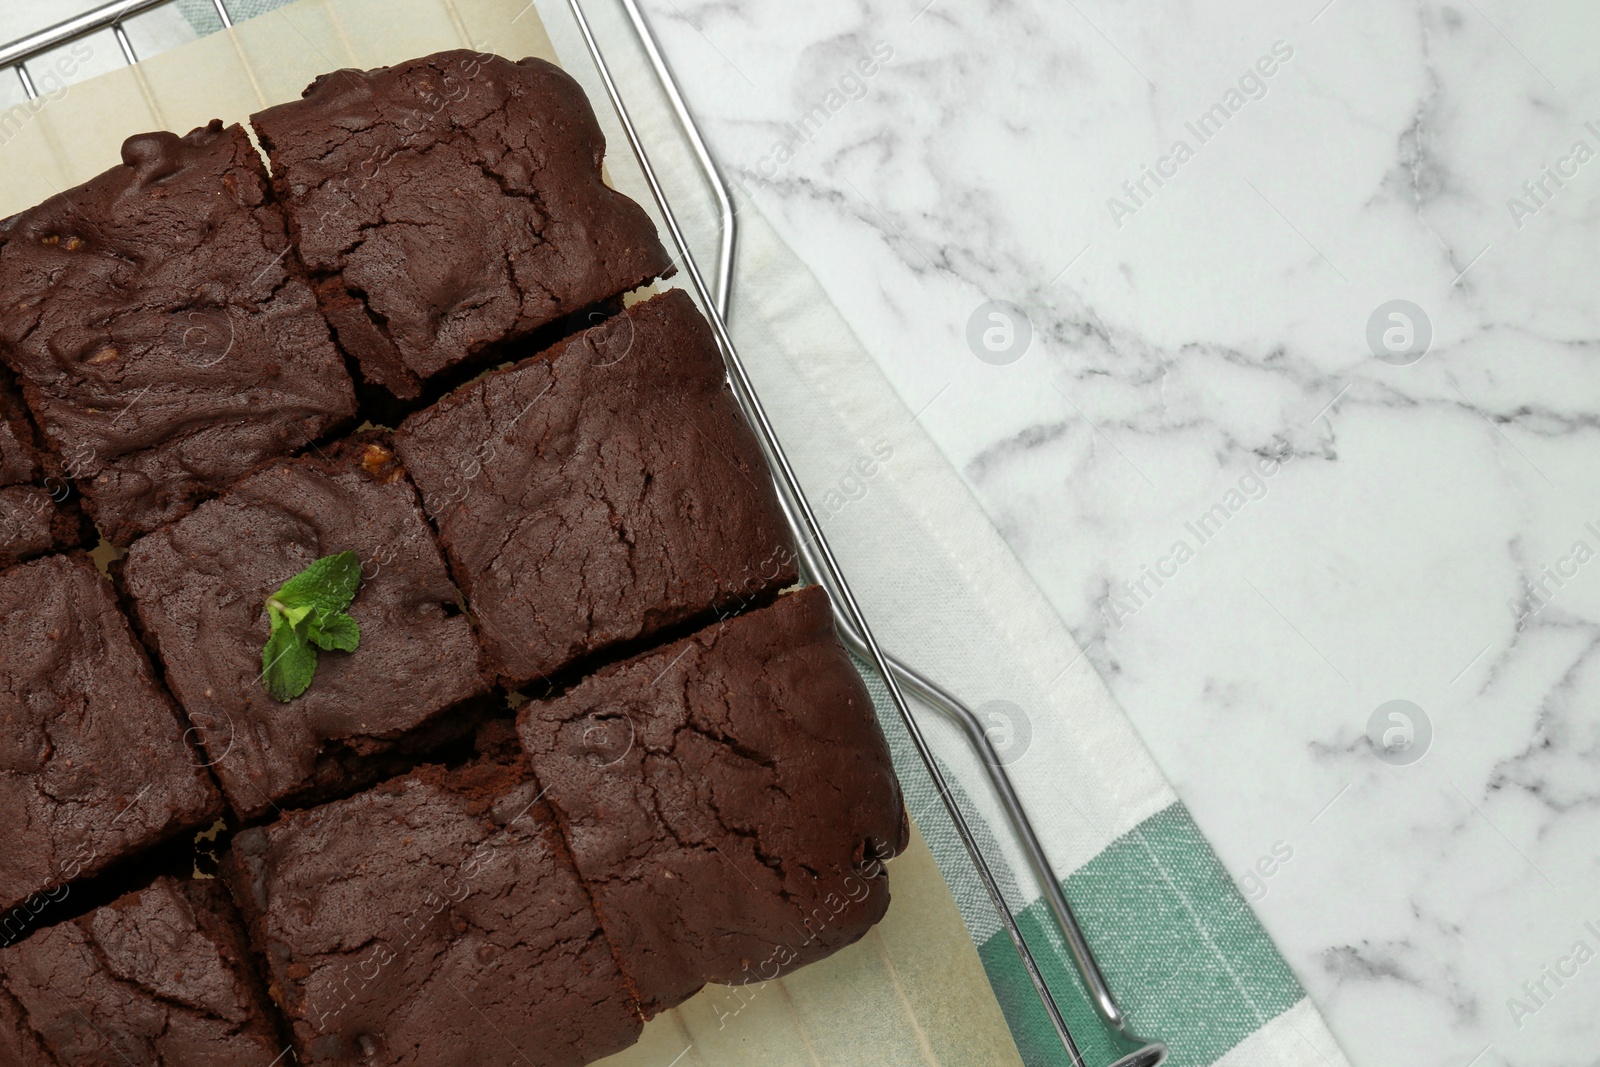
left=270, top=551, right=363, bottom=617
left=307, top=612, right=360, bottom=653
left=262, top=610, right=319, bottom=702
left=260, top=552, right=364, bottom=702
left=275, top=601, right=315, bottom=629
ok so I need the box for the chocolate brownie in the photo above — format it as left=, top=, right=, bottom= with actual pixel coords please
left=0, top=120, right=357, bottom=545
left=224, top=739, right=641, bottom=1066
left=0, top=486, right=86, bottom=568
left=0, top=555, right=220, bottom=918
left=0, top=981, right=54, bottom=1066
left=0, top=876, right=285, bottom=1065
left=0, top=370, right=41, bottom=489
left=252, top=50, right=674, bottom=398
left=517, top=586, right=910, bottom=1014
left=0, top=371, right=88, bottom=566
left=122, top=434, right=492, bottom=820
left=396, top=289, right=798, bottom=688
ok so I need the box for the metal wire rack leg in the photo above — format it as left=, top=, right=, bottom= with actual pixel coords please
left=564, top=3, right=1087, bottom=1063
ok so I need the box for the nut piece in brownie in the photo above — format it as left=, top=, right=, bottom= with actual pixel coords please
left=123, top=434, right=492, bottom=821
left=517, top=586, right=910, bottom=1014
left=251, top=50, right=674, bottom=398
left=0, top=120, right=357, bottom=545
left=0, top=876, right=285, bottom=1065
left=396, top=289, right=798, bottom=688
left=224, top=736, right=641, bottom=1067
left=0, top=555, right=220, bottom=917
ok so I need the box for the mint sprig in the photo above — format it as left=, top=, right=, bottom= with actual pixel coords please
left=261, top=551, right=363, bottom=702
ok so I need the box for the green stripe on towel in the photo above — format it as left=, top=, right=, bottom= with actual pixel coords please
left=980, top=803, right=1304, bottom=1067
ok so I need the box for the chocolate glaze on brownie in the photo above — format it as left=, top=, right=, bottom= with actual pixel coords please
left=396, top=289, right=798, bottom=688
left=123, top=434, right=491, bottom=821
left=517, top=586, right=910, bottom=1014
left=0, top=120, right=357, bottom=545
left=0, top=555, right=220, bottom=917
left=0, top=876, right=285, bottom=1065
left=251, top=51, right=674, bottom=398
left=224, top=737, right=641, bottom=1067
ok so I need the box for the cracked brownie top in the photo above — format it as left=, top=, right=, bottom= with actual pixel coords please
left=252, top=51, right=674, bottom=399
left=0, top=876, right=284, bottom=1065
left=517, top=585, right=910, bottom=1014
left=395, top=288, right=799, bottom=689
left=225, top=736, right=641, bottom=1067
left=0, top=555, right=220, bottom=917
left=0, top=485, right=88, bottom=569
left=0, top=45, right=910, bottom=1067
left=0, top=121, right=357, bottom=545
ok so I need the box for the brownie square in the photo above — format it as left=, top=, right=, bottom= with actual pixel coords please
left=0, top=120, right=357, bottom=545
left=517, top=586, right=910, bottom=1014
left=0, top=555, right=221, bottom=917
left=123, top=434, right=492, bottom=821
left=251, top=50, right=674, bottom=398
left=224, top=741, right=641, bottom=1066
left=0, top=876, right=285, bottom=1065
left=396, top=289, right=798, bottom=688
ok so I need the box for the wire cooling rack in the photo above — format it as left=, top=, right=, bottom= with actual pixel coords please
left=0, top=3, right=1167, bottom=1065
left=574, top=5, right=1166, bottom=1066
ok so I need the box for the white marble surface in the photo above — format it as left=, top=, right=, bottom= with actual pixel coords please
left=632, top=1, right=1600, bottom=1065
